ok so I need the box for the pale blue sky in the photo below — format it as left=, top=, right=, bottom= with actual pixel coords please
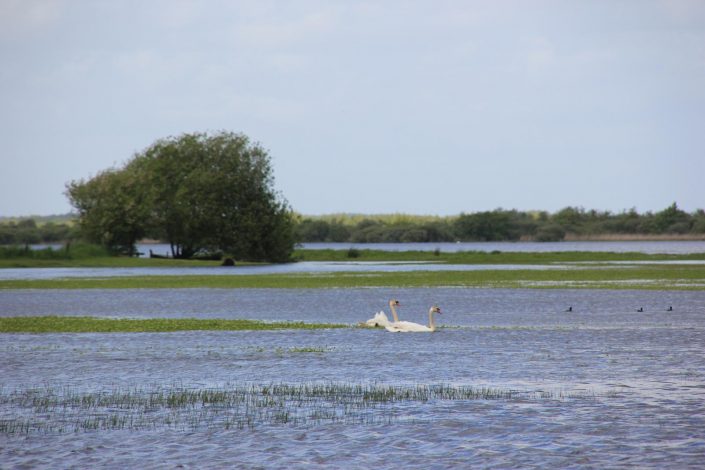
left=1, top=0, right=704, bottom=217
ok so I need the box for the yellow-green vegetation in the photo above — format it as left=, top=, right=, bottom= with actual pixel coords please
left=1, top=263, right=705, bottom=290
left=299, top=213, right=450, bottom=225
left=0, top=316, right=348, bottom=333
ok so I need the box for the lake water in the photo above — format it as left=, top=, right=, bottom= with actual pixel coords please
left=2, top=288, right=705, bottom=468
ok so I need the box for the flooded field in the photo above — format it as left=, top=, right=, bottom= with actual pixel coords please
left=2, top=288, right=705, bottom=467
left=0, top=262, right=577, bottom=281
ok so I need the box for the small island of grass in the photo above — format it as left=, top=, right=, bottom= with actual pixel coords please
left=0, top=316, right=349, bottom=334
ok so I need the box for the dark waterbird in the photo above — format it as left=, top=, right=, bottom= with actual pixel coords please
left=667, top=306, right=673, bottom=311
left=637, top=307, right=644, bottom=312
left=565, top=306, right=573, bottom=312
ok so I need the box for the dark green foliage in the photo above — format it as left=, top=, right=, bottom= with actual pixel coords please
left=653, top=202, right=691, bottom=233
left=0, top=219, right=75, bottom=245
left=295, top=219, right=352, bottom=242
left=453, top=210, right=520, bottom=241
left=346, top=247, right=361, bottom=258
left=295, top=204, right=705, bottom=243
left=0, top=243, right=109, bottom=260
left=66, top=168, right=149, bottom=255
left=65, top=131, right=295, bottom=262
left=534, top=224, right=566, bottom=242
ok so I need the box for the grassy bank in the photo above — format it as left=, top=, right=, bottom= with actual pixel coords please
left=1, top=264, right=704, bottom=290
left=0, top=316, right=348, bottom=333
left=294, top=249, right=705, bottom=264
left=0, top=256, right=225, bottom=269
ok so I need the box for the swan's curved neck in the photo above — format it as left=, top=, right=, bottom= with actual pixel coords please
left=389, top=302, right=399, bottom=322
left=428, top=308, right=436, bottom=331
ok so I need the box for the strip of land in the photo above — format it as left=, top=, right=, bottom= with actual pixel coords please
left=1, top=264, right=705, bottom=290
left=2, top=249, right=705, bottom=268
left=0, top=316, right=348, bottom=333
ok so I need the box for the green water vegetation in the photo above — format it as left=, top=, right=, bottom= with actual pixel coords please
left=0, top=382, right=602, bottom=434
left=0, top=316, right=348, bottom=333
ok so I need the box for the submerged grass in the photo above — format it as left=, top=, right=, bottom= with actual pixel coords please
left=0, top=316, right=348, bottom=333
left=0, top=382, right=600, bottom=434
left=1, top=264, right=705, bottom=290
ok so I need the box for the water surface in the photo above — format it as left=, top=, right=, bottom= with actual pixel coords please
left=0, top=261, right=575, bottom=280
left=2, top=288, right=704, bottom=468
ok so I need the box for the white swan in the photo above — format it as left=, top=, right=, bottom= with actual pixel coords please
left=362, top=299, right=401, bottom=327
left=385, top=306, right=442, bottom=333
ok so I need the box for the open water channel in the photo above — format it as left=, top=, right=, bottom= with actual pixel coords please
left=2, top=241, right=705, bottom=468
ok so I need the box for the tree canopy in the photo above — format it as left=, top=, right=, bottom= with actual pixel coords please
left=66, top=131, right=295, bottom=262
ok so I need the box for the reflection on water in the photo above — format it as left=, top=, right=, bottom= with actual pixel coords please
left=1, top=288, right=705, bottom=467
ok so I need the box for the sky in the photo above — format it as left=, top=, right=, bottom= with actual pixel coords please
left=1, top=0, right=704, bottom=217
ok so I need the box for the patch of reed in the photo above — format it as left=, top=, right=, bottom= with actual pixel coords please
left=0, top=382, right=605, bottom=435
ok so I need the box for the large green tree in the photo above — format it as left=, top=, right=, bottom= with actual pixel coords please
left=66, top=167, right=148, bottom=254
left=66, top=131, right=295, bottom=262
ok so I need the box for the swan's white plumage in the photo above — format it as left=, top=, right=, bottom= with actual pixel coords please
left=364, top=311, right=391, bottom=327
left=384, top=320, right=432, bottom=332
left=362, top=300, right=400, bottom=328
left=385, top=306, right=441, bottom=333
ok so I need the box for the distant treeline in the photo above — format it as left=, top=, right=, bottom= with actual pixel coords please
left=4, top=203, right=705, bottom=247
left=296, top=204, right=705, bottom=243
left=0, top=218, right=76, bottom=245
